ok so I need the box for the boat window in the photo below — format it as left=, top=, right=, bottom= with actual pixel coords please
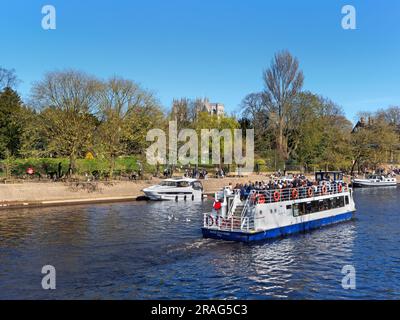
left=159, top=181, right=177, bottom=187
left=191, top=181, right=203, bottom=190
left=331, top=197, right=338, bottom=208
left=306, top=202, right=313, bottom=214
left=323, top=199, right=331, bottom=210
left=293, top=196, right=346, bottom=217
left=286, top=205, right=292, bottom=210
left=293, top=204, right=299, bottom=217
left=298, top=203, right=305, bottom=215
left=177, top=181, right=189, bottom=187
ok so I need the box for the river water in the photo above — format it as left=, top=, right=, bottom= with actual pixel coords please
left=0, top=187, right=399, bottom=299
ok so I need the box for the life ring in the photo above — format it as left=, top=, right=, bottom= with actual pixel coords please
left=338, top=184, right=343, bottom=193
left=257, top=194, right=266, bottom=204
left=307, top=187, right=314, bottom=197
left=206, top=215, right=214, bottom=227
left=213, top=201, right=222, bottom=210
left=273, top=191, right=280, bottom=202
left=322, top=185, right=327, bottom=195
left=291, top=188, right=299, bottom=199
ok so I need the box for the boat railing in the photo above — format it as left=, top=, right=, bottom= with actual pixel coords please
left=203, top=212, right=255, bottom=232
left=203, top=213, right=243, bottom=231
left=228, top=189, right=242, bottom=217
left=240, top=215, right=255, bottom=231
left=245, top=183, right=349, bottom=205
left=239, top=190, right=252, bottom=217
left=203, top=183, right=349, bottom=232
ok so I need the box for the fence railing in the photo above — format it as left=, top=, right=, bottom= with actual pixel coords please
left=245, top=183, right=348, bottom=205
left=204, top=183, right=350, bottom=232
left=203, top=213, right=242, bottom=231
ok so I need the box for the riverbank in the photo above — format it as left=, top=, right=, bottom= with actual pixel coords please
left=2, top=173, right=384, bottom=210
left=0, top=175, right=272, bottom=210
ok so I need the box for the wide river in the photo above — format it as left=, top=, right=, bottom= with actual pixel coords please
left=0, top=187, right=399, bottom=299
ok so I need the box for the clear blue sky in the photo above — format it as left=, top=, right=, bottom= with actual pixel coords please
left=1, top=0, right=399, bottom=122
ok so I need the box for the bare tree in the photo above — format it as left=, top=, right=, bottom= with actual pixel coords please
left=241, top=92, right=264, bottom=122
left=31, top=70, right=101, bottom=173
left=0, top=67, right=18, bottom=90
left=240, top=92, right=271, bottom=152
left=377, top=106, right=400, bottom=127
left=32, top=70, right=100, bottom=112
left=170, top=98, right=192, bottom=129
left=262, top=50, right=304, bottom=160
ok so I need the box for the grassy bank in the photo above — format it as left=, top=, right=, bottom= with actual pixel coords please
left=0, top=175, right=273, bottom=209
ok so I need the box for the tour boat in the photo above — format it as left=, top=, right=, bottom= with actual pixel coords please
left=142, top=178, right=204, bottom=201
left=202, top=175, right=356, bottom=242
left=351, top=175, right=397, bottom=188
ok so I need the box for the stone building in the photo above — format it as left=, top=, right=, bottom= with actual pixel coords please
left=195, top=98, right=224, bottom=117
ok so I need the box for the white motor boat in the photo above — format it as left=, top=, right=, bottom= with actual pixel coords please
left=142, top=178, right=204, bottom=201
left=351, top=175, right=397, bottom=188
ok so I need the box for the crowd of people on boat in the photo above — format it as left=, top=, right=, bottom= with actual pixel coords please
left=227, top=174, right=348, bottom=200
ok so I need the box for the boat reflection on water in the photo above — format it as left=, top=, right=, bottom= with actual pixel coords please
left=205, top=222, right=356, bottom=299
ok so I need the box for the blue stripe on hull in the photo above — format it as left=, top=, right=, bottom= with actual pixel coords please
left=202, top=211, right=355, bottom=243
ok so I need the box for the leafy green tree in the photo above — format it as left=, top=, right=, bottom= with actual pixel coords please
left=318, top=114, right=353, bottom=171
left=291, top=92, right=324, bottom=170
left=193, top=112, right=240, bottom=167
left=96, top=77, right=162, bottom=177
left=0, top=87, right=24, bottom=158
left=350, top=111, right=399, bottom=174
left=289, top=93, right=353, bottom=171
left=19, top=107, right=49, bottom=158
left=124, top=96, right=166, bottom=157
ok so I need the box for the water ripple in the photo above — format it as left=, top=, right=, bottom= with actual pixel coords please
left=0, top=188, right=399, bottom=299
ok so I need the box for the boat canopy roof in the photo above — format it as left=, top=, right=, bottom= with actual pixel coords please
left=164, top=177, right=199, bottom=183
left=158, top=178, right=202, bottom=188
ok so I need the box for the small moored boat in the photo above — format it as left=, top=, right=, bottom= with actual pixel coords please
left=351, top=175, right=397, bottom=188
left=142, top=178, right=204, bottom=201
left=202, top=173, right=356, bottom=242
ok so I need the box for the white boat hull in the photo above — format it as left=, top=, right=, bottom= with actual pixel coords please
left=142, top=177, right=204, bottom=201
left=143, top=190, right=203, bottom=201
left=352, top=179, right=397, bottom=188
left=202, top=210, right=354, bottom=242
